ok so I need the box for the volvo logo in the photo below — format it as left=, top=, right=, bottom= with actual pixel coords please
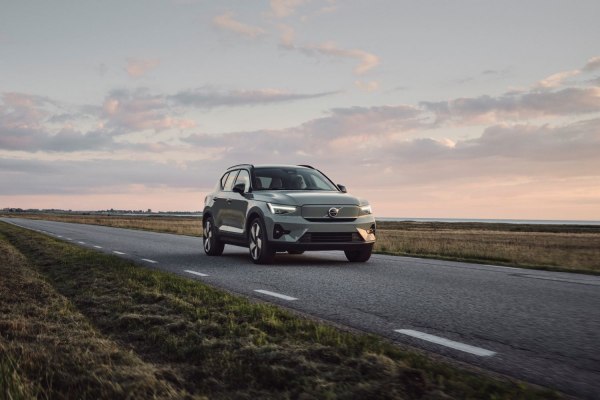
left=328, top=207, right=341, bottom=218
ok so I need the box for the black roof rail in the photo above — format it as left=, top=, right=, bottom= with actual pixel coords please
left=227, top=163, right=254, bottom=170
left=297, top=164, right=315, bottom=169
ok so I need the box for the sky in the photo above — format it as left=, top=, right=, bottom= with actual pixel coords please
left=1, top=0, right=599, bottom=219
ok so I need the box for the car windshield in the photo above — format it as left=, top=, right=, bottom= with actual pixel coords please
left=252, top=167, right=339, bottom=191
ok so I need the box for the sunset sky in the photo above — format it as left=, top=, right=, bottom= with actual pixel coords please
left=1, top=0, right=599, bottom=219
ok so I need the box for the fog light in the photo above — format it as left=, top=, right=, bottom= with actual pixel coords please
left=273, top=224, right=290, bottom=239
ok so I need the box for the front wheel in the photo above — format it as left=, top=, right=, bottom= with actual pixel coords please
left=344, top=245, right=373, bottom=262
left=203, top=217, right=224, bottom=256
left=249, top=218, right=275, bottom=264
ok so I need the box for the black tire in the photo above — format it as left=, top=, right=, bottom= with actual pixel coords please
left=248, top=217, right=275, bottom=264
left=203, top=216, right=224, bottom=256
left=344, top=244, right=372, bottom=262
left=287, top=250, right=305, bottom=255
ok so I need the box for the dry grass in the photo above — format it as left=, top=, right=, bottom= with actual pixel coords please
left=4, top=214, right=599, bottom=273
left=3, top=214, right=202, bottom=236
left=374, top=222, right=600, bottom=274
left=0, top=221, right=559, bottom=399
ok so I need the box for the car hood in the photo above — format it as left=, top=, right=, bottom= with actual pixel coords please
left=252, top=191, right=363, bottom=206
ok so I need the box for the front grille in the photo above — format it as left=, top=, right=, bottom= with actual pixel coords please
left=304, top=217, right=356, bottom=222
left=301, top=205, right=360, bottom=219
left=299, top=232, right=362, bottom=243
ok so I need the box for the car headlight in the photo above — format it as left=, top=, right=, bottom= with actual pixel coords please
left=267, top=203, right=297, bottom=215
left=360, top=204, right=372, bottom=215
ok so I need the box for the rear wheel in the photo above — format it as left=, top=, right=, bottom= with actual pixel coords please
left=344, top=244, right=372, bottom=262
left=249, top=218, right=275, bottom=264
left=203, top=217, right=224, bottom=256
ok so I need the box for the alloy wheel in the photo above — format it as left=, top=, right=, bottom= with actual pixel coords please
left=249, top=222, right=262, bottom=260
left=204, top=220, right=212, bottom=252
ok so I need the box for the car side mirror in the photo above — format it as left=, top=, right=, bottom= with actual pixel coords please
left=337, top=184, right=347, bottom=193
left=232, top=183, right=245, bottom=195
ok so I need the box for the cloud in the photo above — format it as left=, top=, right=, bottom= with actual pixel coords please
left=279, top=27, right=380, bottom=75
left=421, top=87, right=600, bottom=124
left=0, top=157, right=219, bottom=196
left=532, top=55, right=600, bottom=89
left=276, top=23, right=380, bottom=75
left=355, top=80, right=380, bottom=92
left=277, top=23, right=295, bottom=47
left=181, top=104, right=426, bottom=163
left=269, top=0, right=308, bottom=18
left=583, top=56, right=600, bottom=73
left=456, top=119, right=600, bottom=162
left=101, top=89, right=196, bottom=132
left=213, top=12, right=266, bottom=38
left=534, top=70, right=580, bottom=89
left=170, top=87, right=338, bottom=107
left=125, top=58, right=160, bottom=78
left=0, top=128, right=115, bottom=153
left=175, top=109, right=600, bottom=206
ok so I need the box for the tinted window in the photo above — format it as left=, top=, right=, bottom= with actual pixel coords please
left=252, top=167, right=338, bottom=191
left=234, top=169, right=250, bottom=192
left=223, top=170, right=238, bottom=191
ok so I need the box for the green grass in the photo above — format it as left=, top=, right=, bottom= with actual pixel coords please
left=0, top=221, right=561, bottom=399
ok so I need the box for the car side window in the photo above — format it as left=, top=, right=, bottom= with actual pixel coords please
left=219, top=172, right=230, bottom=190
left=234, top=169, right=250, bottom=192
left=223, top=170, right=238, bottom=191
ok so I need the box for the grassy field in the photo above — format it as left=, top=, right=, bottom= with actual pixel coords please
left=375, top=221, right=600, bottom=274
left=0, top=221, right=559, bottom=399
left=4, top=213, right=600, bottom=274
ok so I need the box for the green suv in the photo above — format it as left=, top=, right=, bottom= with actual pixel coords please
left=202, top=164, right=376, bottom=264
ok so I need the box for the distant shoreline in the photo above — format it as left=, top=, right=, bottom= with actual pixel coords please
left=377, top=217, right=600, bottom=226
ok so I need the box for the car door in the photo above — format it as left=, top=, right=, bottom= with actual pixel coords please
left=214, top=170, right=237, bottom=231
left=229, top=169, right=251, bottom=234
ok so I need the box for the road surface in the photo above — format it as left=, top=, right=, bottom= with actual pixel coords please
left=3, top=217, right=599, bottom=399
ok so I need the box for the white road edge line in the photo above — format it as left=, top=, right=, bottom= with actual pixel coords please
left=184, top=270, right=208, bottom=277
left=93, top=245, right=102, bottom=249
left=254, top=289, right=298, bottom=301
left=112, top=251, right=126, bottom=255
left=394, top=329, right=496, bottom=357
left=141, top=258, right=158, bottom=264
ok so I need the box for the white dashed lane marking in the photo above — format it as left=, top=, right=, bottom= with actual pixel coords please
left=77, top=241, right=86, bottom=244
left=93, top=245, right=102, bottom=249
left=185, top=270, right=209, bottom=277
left=141, top=258, right=158, bottom=264
left=112, top=251, right=126, bottom=255
left=254, top=290, right=298, bottom=301
left=394, top=329, right=496, bottom=357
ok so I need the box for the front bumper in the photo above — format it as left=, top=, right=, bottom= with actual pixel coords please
left=263, top=214, right=376, bottom=251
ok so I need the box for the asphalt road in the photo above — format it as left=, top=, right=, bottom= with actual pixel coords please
left=4, top=217, right=600, bottom=399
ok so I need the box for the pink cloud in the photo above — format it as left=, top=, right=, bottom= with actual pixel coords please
left=213, top=12, right=266, bottom=38
left=125, top=58, right=160, bottom=78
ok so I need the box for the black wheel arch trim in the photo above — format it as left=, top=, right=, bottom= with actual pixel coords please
left=245, top=206, right=266, bottom=237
